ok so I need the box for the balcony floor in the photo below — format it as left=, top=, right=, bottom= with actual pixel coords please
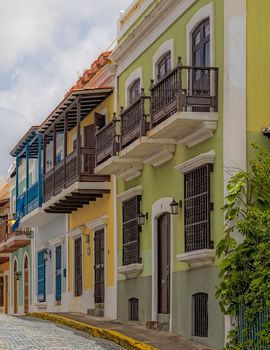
left=0, top=236, right=30, bottom=254
left=43, top=181, right=110, bottom=214
left=148, top=111, right=218, bottom=147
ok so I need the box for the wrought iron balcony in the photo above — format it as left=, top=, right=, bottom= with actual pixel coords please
left=150, top=57, right=218, bottom=128
left=96, top=114, right=119, bottom=166
left=120, top=89, right=150, bottom=150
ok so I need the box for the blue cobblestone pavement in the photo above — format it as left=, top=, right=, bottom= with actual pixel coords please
left=0, top=315, right=123, bottom=349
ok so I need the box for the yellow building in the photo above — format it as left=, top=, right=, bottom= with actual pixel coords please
left=63, top=52, right=117, bottom=318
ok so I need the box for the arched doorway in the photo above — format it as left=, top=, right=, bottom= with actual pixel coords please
left=24, top=255, right=29, bottom=313
left=13, top=259, right=18, bottom=314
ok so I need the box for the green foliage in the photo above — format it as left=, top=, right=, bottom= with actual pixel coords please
left=216, top=144, right=270, bottom=349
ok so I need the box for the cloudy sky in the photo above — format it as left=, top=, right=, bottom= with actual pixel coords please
left=0, top=0, right=130, bottom=176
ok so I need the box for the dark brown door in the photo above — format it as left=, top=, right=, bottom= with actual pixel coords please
left=158, top=213, right=170, bottom=314
left=83, top=124, right=95, bottom=173
left=94, top=112, right=106, bottom=133
left=24, top=256, right=29, bottom=313
left=94, top=229, right=105, bottom=304
left=0, top=276, right=4, bottom=308
left=4, top=275, right=8, bottom=314
left=14, top=260, right=18, bottom=314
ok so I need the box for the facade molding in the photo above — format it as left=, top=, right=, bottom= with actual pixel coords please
left=48, top=236, right=65, bottom=246
left=68, top=225, right=85, bottom=239
left=111, top=0, right=196, bottom=75
left=117, top=185, right=143, bottom=202
left=175, top=150, right=216, bottom=174
left=152, top=39, right=175, bottom=80
left=117, top=263, right=143, bottom=278
left=86, top=216, right=109, bottom=231
left=124, top=67, right=143, bottom=106
left=176, top=249, right=216, bottom=268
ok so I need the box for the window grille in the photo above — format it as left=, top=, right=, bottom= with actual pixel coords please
left=193, top=293, right=208, bottom=337
left=184, top=164, right=213, bottom=252
left=74, top=237, right=82, bottom=297
left=55, top=245, right=62, bottom=302
left=128, top=298, right=139, bottom=321
left=122, top=196, right=141, bottom=266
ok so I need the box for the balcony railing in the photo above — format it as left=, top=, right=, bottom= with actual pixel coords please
left=16, top=181, right=40, bottom=219
left=44, top=146, right=109, bottom=202
left=150, top=57, right=218, bottom=128
left=0, top=219, right=31, bottom=244
left=96, top=114, right=119, bottom=166
left=120, top=89, right=150, bottom=150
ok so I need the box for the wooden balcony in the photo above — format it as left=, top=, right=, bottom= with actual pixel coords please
left=148, top=58, right=218, bottom=147
left=43, top=146, right=110, bottom=213
left=120, top=91, right=150, bottom=150
left=0, top=220, right=30, bottom=253
left=96, top=114, right=119, bottom=166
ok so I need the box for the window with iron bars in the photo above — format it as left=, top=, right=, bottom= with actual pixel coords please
left=128, top=298, right=139, bottom=321
left=74, top=237, right=82, bottom=297
left=184, top=164, right=213, bottom=252
left=192, top=293, right=208, bottom=337
left=122, top=196, right=141, bottom=266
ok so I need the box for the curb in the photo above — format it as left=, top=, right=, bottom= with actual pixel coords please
left=26, top=312, right=158, bottom=350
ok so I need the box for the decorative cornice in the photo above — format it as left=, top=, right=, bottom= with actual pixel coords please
left=68, top=225, right=85, bottom=239
left=117, top=185, right=143, bottom=202
left=86, top=216, right=109, bottom=231
left=116, top=163, right=143, bottom=182
left=48, top=236, right=65, bottom=246
left=178, top=121, right=217, bottom=147
left=86, top=64, right=117, bottom=89
left=175, top=150, right=215, bottom=174
left=143, top=145, right=175, bottom=167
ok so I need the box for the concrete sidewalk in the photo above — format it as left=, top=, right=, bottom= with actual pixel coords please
left=51, top=312, right=211, bottom=350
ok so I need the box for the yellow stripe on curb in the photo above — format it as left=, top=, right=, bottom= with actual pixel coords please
left=26, top=312, right=158, bottom=350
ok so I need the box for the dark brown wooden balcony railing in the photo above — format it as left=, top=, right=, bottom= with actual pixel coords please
left=120, top=89, right=150, bottom=150
left=44, top=146, right=109, bottom=202
left=96, top=114, right=119, bottom=166
left=150, top=57, right=218, bottom=128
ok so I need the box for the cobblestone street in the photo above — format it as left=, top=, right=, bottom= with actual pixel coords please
left=0, top=315, right=123, bottom=350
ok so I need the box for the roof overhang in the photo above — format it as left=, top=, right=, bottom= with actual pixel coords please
left=10, top=126, right=40, bottom=158
left=39, top=87, right=113, bottom=135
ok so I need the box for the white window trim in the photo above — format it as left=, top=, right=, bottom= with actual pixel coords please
left=186, top=3, right=215, bottom=66
left=117, top=185, right=143, bottom=203
left=125, top=68, right=143, bottom=106
left=152, top=39, right=175, bottom=81
left=86, top=216, right=109, bottom=231
left=175, top=150, right=215, bottom=174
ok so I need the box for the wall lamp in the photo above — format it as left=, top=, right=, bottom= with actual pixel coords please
left=170, top=199, right=183, bottom=215
left=42, top=248, right=51, bottom=260
left=138, top=212, right=148, bottom=226
left=15, top=271, right=22, bottom=281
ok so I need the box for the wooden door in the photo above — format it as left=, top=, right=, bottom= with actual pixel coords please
left=14, top=260, right=18, bottom=314
left=157, top=213, right=170, bottom=314
left=94, top=229, right=105, bottom=304
left=4, top=275, right=8, bottom=314
left=24, top=256, right=29, bottom=313
left=83, top=125, right=95, bottom=173
left=0, top=276, right=4, bottom=309
left=55, top=246, right=62, bottom=304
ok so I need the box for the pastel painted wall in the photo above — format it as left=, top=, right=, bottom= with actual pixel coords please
left=117, top=0, right=224, bottom=277
left=247, top=0, right=270, bottom=152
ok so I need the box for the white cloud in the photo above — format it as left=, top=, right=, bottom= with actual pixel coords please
left=0, top=0, right=131, bottom=175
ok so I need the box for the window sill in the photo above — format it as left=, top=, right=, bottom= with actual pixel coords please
left=35, top=301, right=47, bottom=308
left=176, top=249, right=216, bottom=268
left=118, top=263, right=143, bottom=278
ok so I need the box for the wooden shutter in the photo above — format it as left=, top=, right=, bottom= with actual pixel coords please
left=184, top=164, right=213, bottom=252
left=74, top=238, right=82, bottom=297
left=193, top=293, right=208, bottom=337
left=55, top=245, right=62, bottom=302
left=122, top=196, right=141, bottom=266
left=37, top=251, right=46, bottom=302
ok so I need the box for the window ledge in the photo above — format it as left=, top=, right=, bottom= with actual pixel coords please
left=35, top=302, right=47, bottom=308
left=176, top=249, right=215, bottom=268
left=118, top=263, right=143, bottom=278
